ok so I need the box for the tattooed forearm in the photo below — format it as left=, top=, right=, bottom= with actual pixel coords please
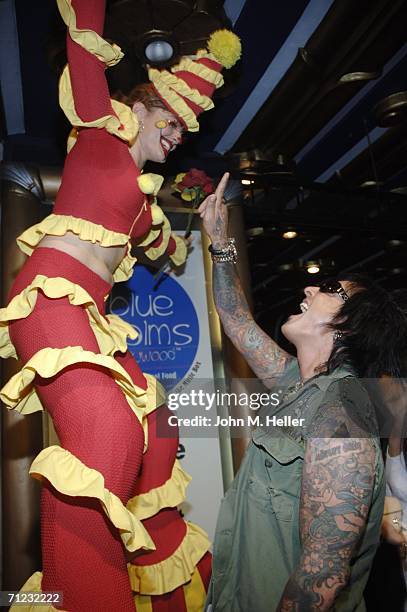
left=213, top=261, right=293, bottom=385
left=277, top=436, right=375, bottom=611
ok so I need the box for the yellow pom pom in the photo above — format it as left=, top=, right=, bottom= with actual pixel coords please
left=137, top=173, right=164, bottom=195
left=207, top=29, right=242, bottom=69
left=137, top=174, right=155, bottom=194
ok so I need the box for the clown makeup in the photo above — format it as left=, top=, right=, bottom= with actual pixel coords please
left=130, top=104, right=185, bottom=167
left=156, top=117, right=185, bottom=157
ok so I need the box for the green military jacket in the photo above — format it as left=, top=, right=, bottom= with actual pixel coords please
left=206, top=362, right=385, bottom=612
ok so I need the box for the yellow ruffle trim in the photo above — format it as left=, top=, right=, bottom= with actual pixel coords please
left=30, top=445, right=155, bottom=552
left=135, top=225, right=162, bottom=249
left=15, top=565, right=207, bottom=612
left=0, top=346, right=165, bottom=450
left=133, top=563, right=207, bottom=612
left=150, top=203, right=165, bottom=226
left=0, top=272, right=166, bottom=449
left=65, top=98, right=138, bottom=152
left=116, top=244, right=138, bottom=282
left=149, top=68, right=214, bottom=117
left=143, top=216, right=172, bottom=261
left=172, top=55, right=224, bottom=89
left=60, top=65, right=138, bottom=147
left=169, top=235, right=188, bottom=267
left=56, top=0, right=139, bottom=145
left=0, top=274, right=136, bottom=360
left=9, top=572, right=63, bottom=612
left=17, top=213, right=129, bottom=251
left=16, top=213, right=137, bottom=282
left=148, top=70, right=200, bottom=133
left=128, top=521, right=211, bottom=595
left=57, top=0, right=123, bottom=66
left=127, top=459, right=191, bottom=521
left=0, top=345, right=147, bottom=419
left=155, top=70, right=214, bottom=111
left=134, top=200, right=165, bottom=249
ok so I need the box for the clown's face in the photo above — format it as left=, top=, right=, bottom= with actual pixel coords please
left=131, top=104, right=185, bottom=167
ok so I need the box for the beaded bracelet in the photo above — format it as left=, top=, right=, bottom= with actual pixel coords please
left=208, top=238, right=237, bottom=264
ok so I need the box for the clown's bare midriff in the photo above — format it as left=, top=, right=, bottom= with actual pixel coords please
left=40, top=234, right=125, bottom=284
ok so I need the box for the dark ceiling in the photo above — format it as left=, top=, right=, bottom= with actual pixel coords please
left=1, top=0, right=407, bottom=344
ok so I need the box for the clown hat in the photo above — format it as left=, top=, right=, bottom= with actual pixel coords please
left=148, top=30, right=241, bottom=132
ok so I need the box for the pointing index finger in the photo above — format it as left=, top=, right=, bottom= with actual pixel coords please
left=214, top=172, right=229, bottom=214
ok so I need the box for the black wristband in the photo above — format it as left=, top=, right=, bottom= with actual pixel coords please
left=208, top=243, right=228, bottom=255
left=208, top=238, right=237, bottom=264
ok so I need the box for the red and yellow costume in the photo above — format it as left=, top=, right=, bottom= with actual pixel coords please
left=0, top=1, right=241, bottom=608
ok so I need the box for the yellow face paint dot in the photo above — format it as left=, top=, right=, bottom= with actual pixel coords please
left=155, top=120, right=168, bottom=129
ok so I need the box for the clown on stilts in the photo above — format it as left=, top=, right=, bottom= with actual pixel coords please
left=0, top=0, right=241, bottom=610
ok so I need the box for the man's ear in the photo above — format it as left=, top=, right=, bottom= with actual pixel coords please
left=132, top=101, right=148, bottom=121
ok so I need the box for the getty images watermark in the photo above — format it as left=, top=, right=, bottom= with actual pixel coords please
left=154, top=377, right=407, bottom=439
left=166, top=388, right=304, bottom=429
left=153, top=378, right=308, bottom=438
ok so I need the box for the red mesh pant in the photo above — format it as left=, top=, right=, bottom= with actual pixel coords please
left=126, top=377, right=212, bottom=610
left=9, top=248, right=145, bottom=611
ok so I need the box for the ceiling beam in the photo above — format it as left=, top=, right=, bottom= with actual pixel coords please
left=0, top=0, right=25, bottom=136
left=295, top=42, right=407, bottom=164
left=214, top=0, right=335, bottom=154
left=316, top=126, right=387, bottom=182
left=223, top=0, right=246, bottom=26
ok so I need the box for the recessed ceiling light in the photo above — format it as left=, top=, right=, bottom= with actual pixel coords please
left=360, top=180, right=383, bottom=188
left=306, top=263, right=320, bottom=274
left=283, top=231, right=297, bottom=239
left=247, top=227, right=264, bottom=237
left=279, top=263, right=293, bottom=271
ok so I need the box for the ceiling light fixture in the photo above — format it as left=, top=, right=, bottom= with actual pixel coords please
left=139, top=30, right=179, bottom=66
left=144, top=39, right=174, bottom=63
left=283, top=231, right=297, bottom=239
left=247, top=227, right=264, bottom=237
left=306, top=262, right=320, bottom=274
left=241, top=179, right=254, bottom=185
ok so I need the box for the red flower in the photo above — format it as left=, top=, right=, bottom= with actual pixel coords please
left=177, top=168, right=214, bottom=194
left=203, top=181, right=214, bottom=195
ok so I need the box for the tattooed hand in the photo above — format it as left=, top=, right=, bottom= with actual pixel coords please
left=198, top=172, right=229, bottom=249
left=199, top=173, right=293, bottom=385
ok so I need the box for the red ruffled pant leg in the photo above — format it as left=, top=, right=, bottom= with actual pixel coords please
left=116, top=351, right=212, bottom=610
left=9, top=291, right=144, bottom=611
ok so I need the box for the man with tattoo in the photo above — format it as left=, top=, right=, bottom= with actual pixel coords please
left=199, top=173, right=407, bottom=611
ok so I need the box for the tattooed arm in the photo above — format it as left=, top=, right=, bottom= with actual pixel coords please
left=213, top=261, right=293, bottom=384
left=198, top=173, right=294, bottom=386
left=277, top=405, right=376, bottom=611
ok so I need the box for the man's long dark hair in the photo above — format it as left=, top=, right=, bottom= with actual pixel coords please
left=326, top=273, right=407, bottom=379
left=325, top=274, right=407, bottom=446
